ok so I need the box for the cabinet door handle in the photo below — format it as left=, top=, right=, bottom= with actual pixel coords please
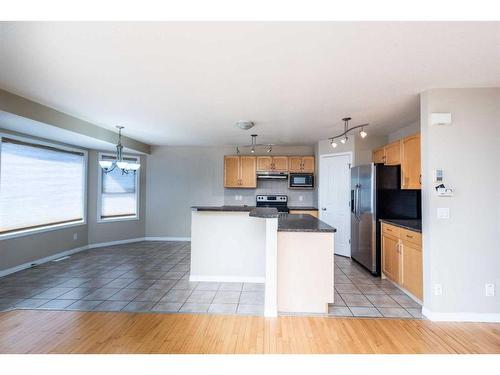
left=406, top=234, right=414, bottom=239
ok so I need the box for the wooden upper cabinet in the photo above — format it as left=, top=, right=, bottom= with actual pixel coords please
left=384, top=141, right=401, bottom=165
left=239, top=156, right=257, bottom=188
left=382, top=232, right=401, bottom=284
left=257, top=156, right=288, bottom=172
left=401, top=134, right=421, bottom=189
left=372, top=147, right=385, bottom=164
left=256, top=156, right=273, bottom=172
left=301, top=156, right=315, bottom=172
left=288, top=156, right=315, bottom=173
left=224, top=156, right=256, bottom=188
left=224, top=156, right=240, bottom=188
left=288, top=157, right=303, bottom=172
left=272, top=156, right=289, bottom=171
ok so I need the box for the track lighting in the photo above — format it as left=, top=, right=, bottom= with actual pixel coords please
left=235, top=134, right=274, bottom=154
left=328, top=117, right=369, bottom=147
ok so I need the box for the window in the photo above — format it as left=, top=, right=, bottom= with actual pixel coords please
left=98, top=153, right=139, bottom=222
left=0, top=136, right=86, bottom=237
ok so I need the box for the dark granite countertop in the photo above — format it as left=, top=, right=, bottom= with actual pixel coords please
left=287, top=206, right=318, bottom=211
left=380, top=219, right=422, bottom=233
left=249, top=207, right=279, bottom=218
left=192, top=205, right=255, bottom=212
left=278, top=214, right=336, bottom=233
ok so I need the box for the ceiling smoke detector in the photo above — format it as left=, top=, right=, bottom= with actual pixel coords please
left=235, top=120, right=255, bottom=130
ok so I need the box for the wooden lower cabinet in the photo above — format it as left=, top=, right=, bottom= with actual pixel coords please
left=382, top=233, right=401, bottom=284
left=381, top=223, right=423, bottom=301
left=401, top=240, right=423, bottom=300
left=289, top=210, right=319, bottom=218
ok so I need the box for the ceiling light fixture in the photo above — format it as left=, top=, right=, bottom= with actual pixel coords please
left=328, top=117, right=369, bottom=147
left=99, top=126, right=141, bottom=174
left=236, top=134, right=274, bottom=154
left=235, top=120, right=255, bottom=130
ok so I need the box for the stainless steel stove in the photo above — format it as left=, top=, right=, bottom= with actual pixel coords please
left=256, top=195, right=289, bottom=213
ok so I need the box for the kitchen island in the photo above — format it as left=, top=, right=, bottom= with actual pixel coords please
left=191, top=206, right=336, bottom=316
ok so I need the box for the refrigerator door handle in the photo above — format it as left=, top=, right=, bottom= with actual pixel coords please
left=355, top=184, right=361, bottom=221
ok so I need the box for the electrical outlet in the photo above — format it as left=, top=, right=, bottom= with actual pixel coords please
left=485, top=284, right=495, bottom=297
left=73, top=233, right=78, bottom=240
left=299, top=195, right=303, bottom=202
left=235, top=195, right=239, bottom=201
left=434, top=284, right=443, bottom=296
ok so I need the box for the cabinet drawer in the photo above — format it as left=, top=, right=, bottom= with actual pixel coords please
left=400, top=228, right=422, bottom=246
left=381, top=223, right=400, bottom=237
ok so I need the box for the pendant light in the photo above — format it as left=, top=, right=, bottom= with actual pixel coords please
left=99, top=126, right=141, bottom=174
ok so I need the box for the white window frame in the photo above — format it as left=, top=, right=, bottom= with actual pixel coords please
left=97, top=152, right=140, bottom=223
left=0, top=132, right=88, bottom=240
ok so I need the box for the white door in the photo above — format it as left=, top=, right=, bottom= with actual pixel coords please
left=319, top=153, right=352, bottom=257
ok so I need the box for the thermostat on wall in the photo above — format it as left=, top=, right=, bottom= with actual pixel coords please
left=435, top=169, right=443, bottom=183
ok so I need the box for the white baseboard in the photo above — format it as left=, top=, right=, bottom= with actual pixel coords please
left=189, top=275, right=265, bottom=283
left=145, top=236, right=191, bottom=242
left=422, top=307, right=500, bottom=323
left=0, top=244, right=89, bottom=278
left=87, top=237, right=145, bottom=249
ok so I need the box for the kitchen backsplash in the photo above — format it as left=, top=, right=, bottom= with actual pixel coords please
left=224, top=179, right=317, bottom=207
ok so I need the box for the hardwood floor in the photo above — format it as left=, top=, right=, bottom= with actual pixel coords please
left=0, top=310, right=499, bottom=353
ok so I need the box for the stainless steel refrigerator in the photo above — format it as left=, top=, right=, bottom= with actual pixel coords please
left=350, top=164, right=421, bottom=275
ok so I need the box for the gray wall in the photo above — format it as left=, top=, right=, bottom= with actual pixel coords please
left=145, top=145, right=315, bottom=238
left=87, top=150, right=146, bottom=245
left=421, top=88, right=500, bottom=317
left=0, top=133, right=146, bottom=273
left=388, top=120, right=420, bottom=142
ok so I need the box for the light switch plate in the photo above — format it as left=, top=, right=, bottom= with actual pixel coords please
left=486, top=284, right=495, bottom=297
left=434, top=284, right=443, bottom=296
left=437, top=208, right=450, bottom=219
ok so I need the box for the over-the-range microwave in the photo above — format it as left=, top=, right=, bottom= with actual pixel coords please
left=289, top=173, right=314, bottom=189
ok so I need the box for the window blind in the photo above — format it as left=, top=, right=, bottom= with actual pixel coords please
left=0, top=137, right=85, bottom=234
left=100, top=156, right=138, bottom=219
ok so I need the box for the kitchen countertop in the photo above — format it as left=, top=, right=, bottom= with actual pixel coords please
left=192, top=205, right=255, bottom=212
left=192, top=206, right=335, bottom=232
left=249, top=207, right=279, bottom=218
left=278, top=214, right=336, bottom=233
left=379, top=219, right=422, bottom=233
left=287, top=206, right=318, bottom=211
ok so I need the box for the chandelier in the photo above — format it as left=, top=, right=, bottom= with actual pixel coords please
left=329, top=117, right=369, bottom=148
left=99, top=126, right=141, bottom=174
left=236, top=134, right=274, bottom=154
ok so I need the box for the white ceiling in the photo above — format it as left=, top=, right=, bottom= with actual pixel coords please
left=0, top=22, right=499, bottom=146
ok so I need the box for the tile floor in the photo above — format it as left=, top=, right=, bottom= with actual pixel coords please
left=0, top=241, right=422, bottom=319
left=330, top=255, right=423, bottom=318
left=0, top=241, right=264, bottom=316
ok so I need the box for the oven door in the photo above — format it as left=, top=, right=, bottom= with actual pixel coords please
left=289, top=173, right=314, bottom=188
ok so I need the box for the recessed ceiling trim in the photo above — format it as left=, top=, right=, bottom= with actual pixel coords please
left=0, top=89, right=151, bottom=154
